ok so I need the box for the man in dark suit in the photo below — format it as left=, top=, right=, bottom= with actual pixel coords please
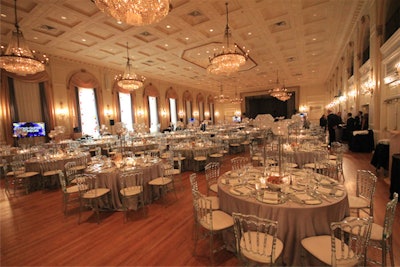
left=346, top=112, right=355, bottom=142
left=327, top=109, right=340, bottom=146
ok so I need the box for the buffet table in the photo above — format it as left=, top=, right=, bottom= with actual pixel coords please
left=218, top=168, right=349, bottom=266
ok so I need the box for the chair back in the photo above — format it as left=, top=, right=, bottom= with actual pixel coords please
left=189, top=173, right=199, bottom=194
left=205, top=162, right=220, bottom=184
left=58, top=172, right=67, bottom=193
left=193, top=192, right=213, bottom=231
left=65, top=161, right=78, bottom=183
left=76, top=174, right=97, bottom=195
left=382, top=192, right=398, bottom=240
left=356, top=170, right=377, bottom=214
left=232, top=212, right=280, bottom=264
left=331, top=217, right=372, bottom=266
left=11, top=160, right=25, bottom=174
left=231, top=157, right=249, bottom=171
left=119, top=170, right=144, bottom=196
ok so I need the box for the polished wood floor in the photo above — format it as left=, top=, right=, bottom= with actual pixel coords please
left=1, top=149, right=399, bottom=266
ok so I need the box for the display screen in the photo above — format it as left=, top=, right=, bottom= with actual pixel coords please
left=13, top=122, right=46, bottom=137
left=233, top=116, right=241, bottom=122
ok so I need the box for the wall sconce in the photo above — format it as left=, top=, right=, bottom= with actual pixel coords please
left=362, top=79, right=374, bottom=95
left=137, top=107, right=144, bottom=118
left=104, top=105, right=113, bottom=118
left=178, top=110, right=185, bottom=118
left=348, top=90, right=356, bottom=99
left=161, top=109, right=167, bottom=118
left=204, top=111, right=210, bottom=117
left=299, top=105, right=308, bottom=113
left=193, top=110, right=199, bottom=117
left=57, top=101, right=68, bottom=119
left=215, top=111, right=220, bottom=117
left=234, top=110, right=241, bottom=116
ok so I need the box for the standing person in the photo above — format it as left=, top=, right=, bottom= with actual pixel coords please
left=303, top=115, right=311, bottom=129
left=346, top=112, right=355, bottom=142
left=327, top=110, right=340, bottom=146
left=319, top=114, right=327, bottom=132
left=361, top=113, right=369, bottom=130
left=354, top=111, right=363, bottom=130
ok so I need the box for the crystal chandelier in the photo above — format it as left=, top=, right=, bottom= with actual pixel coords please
left=230, top=88, right=243, bottom=104
left=0, top=0, right=48, bottom=75
left=93, top=0, right=170, bottom=26
left=268, top=71, right=292, bottom=102
left=207, top=2, right=249, bottom=76
left=214, top=85, right=230, bottom=103
left=115, top=43, right=145, bottom=91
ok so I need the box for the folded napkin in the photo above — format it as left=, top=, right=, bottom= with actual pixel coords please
left=317, top=187, right=334, bottom=195
left=295, top=192, right=314, bottom=201
left=263, top=192, right=279, bottom=204
left=230, top=186, right=252, bottom=195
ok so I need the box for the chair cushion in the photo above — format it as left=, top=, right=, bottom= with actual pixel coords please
left=43, top=170, right=62, bottom=176
left=348, top=196, right=370, bottom=209
left=83, top=188, right=110, bottom=198
left=120, top=186, right=142, bottom=197
left=194, top=156, right=207, bottom=161
left=66, top=185, right=80, bottom=194
left=165, top=169, right=180, bottom=176
left=209, top=183, right=218, bottom=193
left=230, top=143, right=240, bottom=147
left=210, top=153, right=223, bottom=158
left=240, top=231, right=284, bottom=263
left=70, top=165, right=86, bottom=171
left=16, top=171, right=39, bottom=178
left=301, top=235, right=357, bottom=266
left=344, top=216, right=383, bottom=241
left=200, top=210, right=233, bottom=231
left=149, top=177, right=172, bottom=186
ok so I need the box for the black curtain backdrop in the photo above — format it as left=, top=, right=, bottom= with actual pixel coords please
left=245, top=93, right=296, bottom=119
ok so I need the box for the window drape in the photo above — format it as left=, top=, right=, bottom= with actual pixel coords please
left=0, top=70, right=55, bottom=145
left=67, top=70, right=104, bottom=131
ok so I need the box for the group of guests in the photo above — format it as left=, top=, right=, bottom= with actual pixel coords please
left=320, top=110, right=369, bottom=146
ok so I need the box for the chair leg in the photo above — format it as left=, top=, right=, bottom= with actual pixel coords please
left=209, top=232, right=214, bottom=266
left=389, top=237, right=395, bottom=267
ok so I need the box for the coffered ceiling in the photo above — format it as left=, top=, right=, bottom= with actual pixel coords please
left=0, top=0, right=367, bottom=95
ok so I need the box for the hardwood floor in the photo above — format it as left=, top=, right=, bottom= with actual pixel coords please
left=1, top=150, right=399, bottom=266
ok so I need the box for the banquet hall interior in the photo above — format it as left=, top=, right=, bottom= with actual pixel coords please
left=1, top=0, right=400, bottom=266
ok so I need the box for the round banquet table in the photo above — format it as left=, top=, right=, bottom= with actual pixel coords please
left=218, top=173, right=349, bottom=266
left=85, top=161, right=163, bottom=210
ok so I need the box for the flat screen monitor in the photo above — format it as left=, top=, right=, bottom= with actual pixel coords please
left=13, top=122, right=46, bottom=138
left=233, top=116, right=241, bottom=123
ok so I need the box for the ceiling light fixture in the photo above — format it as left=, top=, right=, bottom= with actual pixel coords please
left=207, top=2, right=249, bottom=76
left=268, top=71, right=292, bottom=101
left=214, top=85, right=230, bottom=103
left=230, top=87, right=243, bottom=104
left=115, top=42, right=145, bottom=91
left=0, top=0, right=48, bottom=75
left=93, top=0, right=170, bottom=26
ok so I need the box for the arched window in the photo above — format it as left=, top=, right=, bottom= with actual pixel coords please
left=183, top=90, right=193, bottom=124
left=384, top=0, right=400, bottom=42
left=207, top=95, right=215, bottom=124
left=166, top=87, right=178, bottom=128
left=197, top=93, right=205, bottom=122
left=67, top=70, right=104, bottom=138
left=359, top=15, right=371, bottom=65
left=143, top=83, right=160, bottom=133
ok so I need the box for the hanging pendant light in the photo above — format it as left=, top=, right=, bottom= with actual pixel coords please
left=230, top=87, right=243, bottom=104
left=214, top=85, right=230, bottom=103
left=115, top=42, right=145, bottom=91
left=207, top=2, right=249, bottom=76
left=0, top=0, right=48, bottom=75
left=93, top=0, right=170, bottom=26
